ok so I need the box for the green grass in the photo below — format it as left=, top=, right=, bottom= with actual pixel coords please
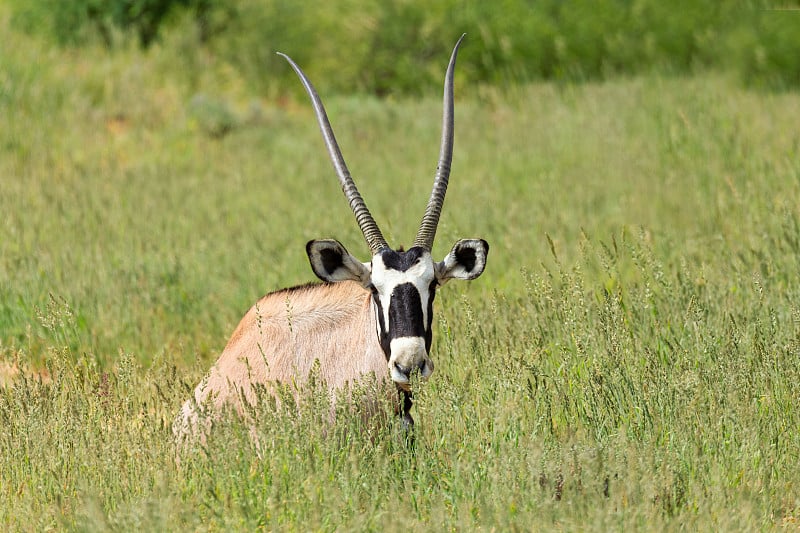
left=2, top=16, right=800, bottom=531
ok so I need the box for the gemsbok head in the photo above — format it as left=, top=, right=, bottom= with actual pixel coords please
left=175, top=34, right=488, bottom=440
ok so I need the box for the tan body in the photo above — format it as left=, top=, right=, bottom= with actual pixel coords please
left=175, top=281, right=392, bottom=436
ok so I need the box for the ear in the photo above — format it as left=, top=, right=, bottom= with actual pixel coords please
left=435, top=239, right=489, bottom=284
left=306, top=239, right=372, bottom=285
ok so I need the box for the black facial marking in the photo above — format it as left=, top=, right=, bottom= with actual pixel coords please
left=318, top=247, right=344, bottom=276
left=425, top=280, right=438, bottom=351
left=389, top=283, right=426, bottom=339
left=371, top=286, right=391, bottom=360
left=371, top=247, right=437, bottom=360
left=455, top=245, right=477, bottom=273
left=379, top=247, right=426, bottom=272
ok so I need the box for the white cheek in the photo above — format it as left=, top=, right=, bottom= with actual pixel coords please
left=372, top=299, right=382, bottom=339
left=414, top=277, right=433, bottom=330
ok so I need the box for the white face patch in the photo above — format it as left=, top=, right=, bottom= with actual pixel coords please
left=367, top=248, right=439, bottom=389
left=370, top=250, right=436, bottom=336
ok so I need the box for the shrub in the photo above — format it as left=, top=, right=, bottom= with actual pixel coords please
left=6, top=0, right=800, bottom=92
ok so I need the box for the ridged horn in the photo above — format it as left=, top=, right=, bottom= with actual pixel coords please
left=278, top=52, right=389, bottom=255
left=413, top=33, right=466, bottom=251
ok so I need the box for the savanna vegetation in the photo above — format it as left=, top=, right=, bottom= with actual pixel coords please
left=6, top=0, right=800, bottom=93
left=1, top=2, right=800, bottom=530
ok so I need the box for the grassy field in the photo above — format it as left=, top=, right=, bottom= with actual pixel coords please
left=2, top=18, right=800, bottom=531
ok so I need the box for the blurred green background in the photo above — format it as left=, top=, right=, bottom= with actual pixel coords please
left=7, top=0, right=800, bottom=94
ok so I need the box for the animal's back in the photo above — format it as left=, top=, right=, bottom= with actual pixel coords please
left=175, top=281, right=389, bottom=436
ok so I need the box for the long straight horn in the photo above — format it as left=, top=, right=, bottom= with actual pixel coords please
left=413, top=33, right=466, bottom=251
left=278, top=53, right=389, bottom=255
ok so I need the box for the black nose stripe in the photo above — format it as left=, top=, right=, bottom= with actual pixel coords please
left=388, top=283, right=426, bottom=338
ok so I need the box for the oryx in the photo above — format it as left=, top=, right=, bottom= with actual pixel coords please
left=175, top=35, right=488, bottom=439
